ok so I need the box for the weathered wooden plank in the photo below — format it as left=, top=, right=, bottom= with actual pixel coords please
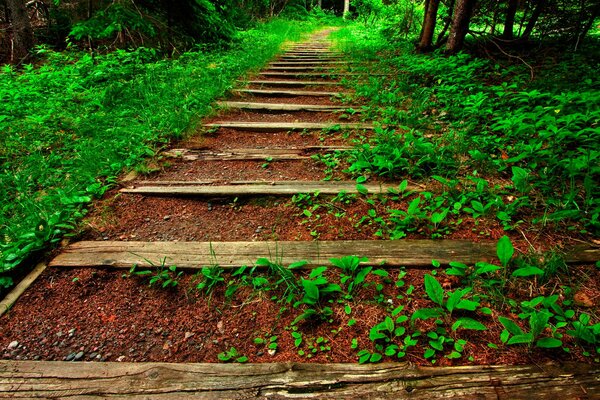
left=49, top=239, right=500, bottom=269
left=0, top=360, right=598, bottom=399
left=563, top=245, right=600, bottom=264
left=120, top=181, right=403, bottom=197
left=162, top=146, right=353, bottom=161
left=259, top=72, right=360, bottom=78
left=269, top=61, right=347, bottom=66
left=231, top=89, right=343, bottom=97
left=0, top=263, right=46, bottom=317
left=202, top=122, right=374, bottom=132
left=218, top=101, right=349, bottom=112
left=266, top=66, right=339, bottom=72
left=245, top=80, right=340, bottom=87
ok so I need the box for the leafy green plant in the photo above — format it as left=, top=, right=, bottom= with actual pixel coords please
left=292, top=266, right=341, bottom=325
left=128, top=258, right=183, bottom=289
left=217, top=347, right=248, bottom=363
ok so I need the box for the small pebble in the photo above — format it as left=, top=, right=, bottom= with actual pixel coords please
left=256, top=351, right=264, bottom=356
left=163, top=215, right=171, bottom=221
left=144, top=218, right=150, bottom=222
left=65, top=352, right=76, bottom=361
left=89, top=352, right=98, bottom=359
left=7, top=341, right=18, bottom=350
left=74, top=351, right=84, bottom=361
left=116, top=355, right=126, bottom=362
left=184, top=332, right=194, bottom=340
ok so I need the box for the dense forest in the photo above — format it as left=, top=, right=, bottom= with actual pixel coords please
left=0, top=0, right=598, bottom=286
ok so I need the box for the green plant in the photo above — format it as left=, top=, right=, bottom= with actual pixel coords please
left=292, top=266, right=341, bottom=325
left=128, top=258, right=183, bottom=289
left=217, top=347, right=248, bottom=363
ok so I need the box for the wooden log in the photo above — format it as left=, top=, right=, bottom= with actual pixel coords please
left=120, top=181, right=404, bottom=197
left=202, top=122, right=374, bottom=132
left=266, top=66, right=339, bottom=72
left=244, top=80, right=340, bottom=87
left=0, top=263, right=46, bottom=317
left=49, top=239, right=500, bottom=269
left=1, top=360, right=597, bottom=399
left=162, top=146, right=353, bottom=161
left=218, top=101, right=349, bottom=113
left=269, top=61, right=347, bottom=66
left=259, top=72, right=360, bottom=78
left=231, top=89, right=343, bottom=97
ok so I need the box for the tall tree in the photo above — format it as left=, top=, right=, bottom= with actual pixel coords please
left=446, top=0, right=476, bottom=54
left=521, top=0, right=546, bottom=40
left=418, top=0, right=440, bottom=51
left=502, top=0, right=519, bottom=39
left=6, top=0, right=35, bottom=62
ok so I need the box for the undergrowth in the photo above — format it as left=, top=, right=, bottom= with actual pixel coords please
left=331, top=24, right=599, bottom=238
left=0, top=18, right=324, bottom=287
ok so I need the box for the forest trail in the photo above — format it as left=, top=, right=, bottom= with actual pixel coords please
left=0, top=28, right=598, bottom=399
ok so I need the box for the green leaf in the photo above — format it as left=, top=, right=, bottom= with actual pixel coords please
left=497, top=236, right=514, bottom=267
left=411, top=307, right=443, bottom=322
left=369, top=353, right=382, bottom=362
left=407, top=197, right=421, bottom=215
left=536, top=337, right=563, bottom=348
left=498, top=316, right=525, bottom=336
left=356, top=184, right=368, bottom=195
left=507, top=333, right=534, bottom=345
left=424, top=348, right=436, bottom=359
left=452, top=317, right=487, bottom=331
left=424, top=274, right=444, bottom=306
left=512, top=266, right=544, bottom=277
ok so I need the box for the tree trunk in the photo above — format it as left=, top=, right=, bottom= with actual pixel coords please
left=435, top=0, right=456, bottom=46
left=6, top=0, right=35, bottom=62
left=417, top=0, right=440, bottom=51
left=502, top=0, right=519, bottom=39
left=446, top=0, right=476, bottom=54
left=521, top=0, right=546, bottom=40
left=343, top=0, right=350, bottom=17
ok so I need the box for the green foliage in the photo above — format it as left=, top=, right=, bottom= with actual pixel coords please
left=217, top=347, right=248, bottom=363
left=0, top=18, right=318, bottom=283
left=128, top=260, right=183, bottom=289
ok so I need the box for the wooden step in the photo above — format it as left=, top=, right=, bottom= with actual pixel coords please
left=269, top=61, right=347, bottom=66
left=202, top=122, right=374, bottom=132
left=218, top=101, right=348, bottom=112
left=244, top=80, right=340, bottom=87
left=1, top=360, right=597, bottom=399
left=266, top=66, right=339, bottom=72
left=259, top=72, right=359, bottom=78
left=51, top=239, right=501, bottom=269
left=163, top=146, right=353, bottom=161
left=231, top=89, right=343, bottom=97
left=120, top=181, right=405, bottom=197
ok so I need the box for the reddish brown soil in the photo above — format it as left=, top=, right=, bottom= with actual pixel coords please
left=1, top=265, right=597, bottom=365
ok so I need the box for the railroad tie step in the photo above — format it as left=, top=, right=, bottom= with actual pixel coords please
left=48, top=240, right=600, bottom=269
left=217, top=101, right=350, bottom=113
left=202, top=122, right=375, bottom=132
left=120, top=180, right=409, bottom=197
left=230, top=89, right=344, bottom=97
left=162, top=146, right=353, bottom=161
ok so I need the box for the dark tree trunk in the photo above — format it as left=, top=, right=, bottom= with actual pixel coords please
left=418, top=0, right=431, bottom=43
left=446, top=0, right=476, bottom=54
left=521, top=0, right=546, bottom=40
left=502, top=0, right=519, bottom=39
left=6, top=0, right=35, bottom=62
left=417, top=0, right=440, bottom=51
left=435, top=0, right=456, bottom=47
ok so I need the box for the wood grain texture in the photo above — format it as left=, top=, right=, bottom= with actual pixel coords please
left=162, top=146, right=352, bottom=161
left=49, top=239, right=499, bottom=269
left=231, top=89, right=343, bottom=97
left=245, top=80, right=340, bottom=86
left=202, top=122, right=374, bottom=132
left=218, top=101, right=347, bottom=112
left=269, top=61, right=347, bottom=66
left=0, top=263, right=46, bottom=317
left=0, top=361, right=597, bottom=399
left=119, top=181, right=403, bottom=197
